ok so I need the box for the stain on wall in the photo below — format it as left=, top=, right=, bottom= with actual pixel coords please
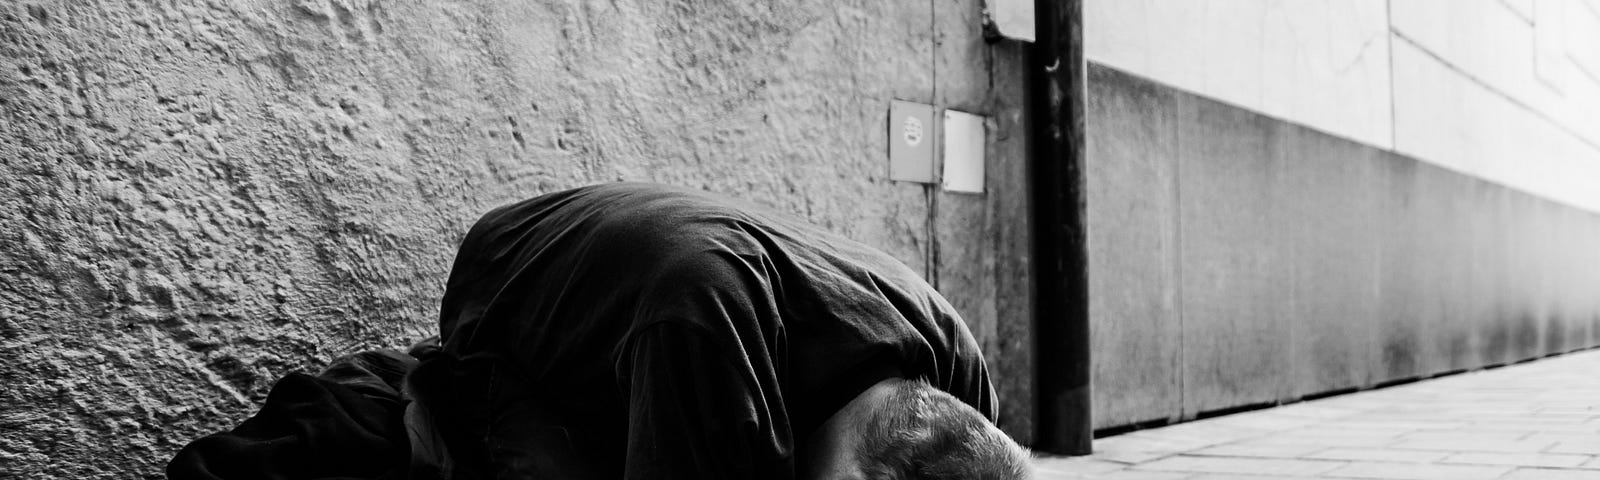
left=0, top=1, right=1033, bottom=476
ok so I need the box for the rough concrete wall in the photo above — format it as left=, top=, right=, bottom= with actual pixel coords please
left=0, top=0, right=1032, bottom=476
left=1088, top=63, right=1600, bottom=429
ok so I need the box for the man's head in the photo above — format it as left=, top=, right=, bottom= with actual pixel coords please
left=802, top=377, right=1032, bottom=480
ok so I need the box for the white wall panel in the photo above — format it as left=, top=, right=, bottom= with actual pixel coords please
left=1502, top=0, right=1536, bottom=21
left=1089, top=0, right=1600, bottom=214
left=1085, top=0, right=1393, bottom=149
left=1569, top=1, right=1600, bottom=83
left=1393, top=40, right=1600, bottom=213
left=1536, top=0, right=1573, bottom=90
left=1392, top=0, right=1600, bottom=147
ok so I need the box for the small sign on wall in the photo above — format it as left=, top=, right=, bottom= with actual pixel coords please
left=941, top=109, right=986, bottom=194
left=889, top=100, right=937, bottom=183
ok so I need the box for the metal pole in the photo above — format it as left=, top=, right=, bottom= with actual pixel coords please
left=1030, top=0, right=1092, bottom=455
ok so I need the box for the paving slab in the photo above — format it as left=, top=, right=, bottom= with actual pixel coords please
left=1319, top=462, right=1512, bottom=479
left=1439, top=451, right=1592, bottom=468
left=1132, top=456, right=1347, bottom=476
left=1305, top=448, right=1451, bottom=464
left=1032, top=348, right=1600, bottom=479
left=1498, top=467, right=1600, bottom=480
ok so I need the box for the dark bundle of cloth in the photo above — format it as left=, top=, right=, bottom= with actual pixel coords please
left=167, top=345, right=445, bottom=480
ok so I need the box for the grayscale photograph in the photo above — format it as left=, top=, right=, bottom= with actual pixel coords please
left=2, top=1, right=1598, bottom=479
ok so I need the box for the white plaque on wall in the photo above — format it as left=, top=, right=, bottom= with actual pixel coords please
left=941, top=109, right=986, bottom=194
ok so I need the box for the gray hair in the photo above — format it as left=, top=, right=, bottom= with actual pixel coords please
left=856, top=378, right=1032, bottom=480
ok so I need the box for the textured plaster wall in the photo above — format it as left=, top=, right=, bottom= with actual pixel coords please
left=0, top=0, right=1033, bottom=476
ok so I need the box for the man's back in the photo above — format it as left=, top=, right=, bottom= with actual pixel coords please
left=420, top=183, right=996, bottom=479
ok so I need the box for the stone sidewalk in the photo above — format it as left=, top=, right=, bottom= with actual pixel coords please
left=1033, top=349, right=1600, bottom=479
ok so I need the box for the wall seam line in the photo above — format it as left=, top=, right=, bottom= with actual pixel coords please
left=1173, top=94, right=1187, bottom=422
left=1495, top=0, right=1535, bottom=24
left=926, top=0, right=940, bottom=286
left=1565, top=52, right=1600, bottom=91
left=1386, top=0, right=1398, bottom=151
left=1390, top=29, right=1600, bottom=155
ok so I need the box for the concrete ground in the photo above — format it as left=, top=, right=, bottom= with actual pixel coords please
left=1033, top=349, right=1600, bottom=479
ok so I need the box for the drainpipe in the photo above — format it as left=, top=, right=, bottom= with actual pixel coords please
left=1030, top=0, right=1092, bottom=455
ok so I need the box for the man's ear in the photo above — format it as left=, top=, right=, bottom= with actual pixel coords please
left=799, top=380, right=897, bottom=480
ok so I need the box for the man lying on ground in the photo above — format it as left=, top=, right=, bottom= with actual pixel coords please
left=170, top=182, right=1031, bottom=480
